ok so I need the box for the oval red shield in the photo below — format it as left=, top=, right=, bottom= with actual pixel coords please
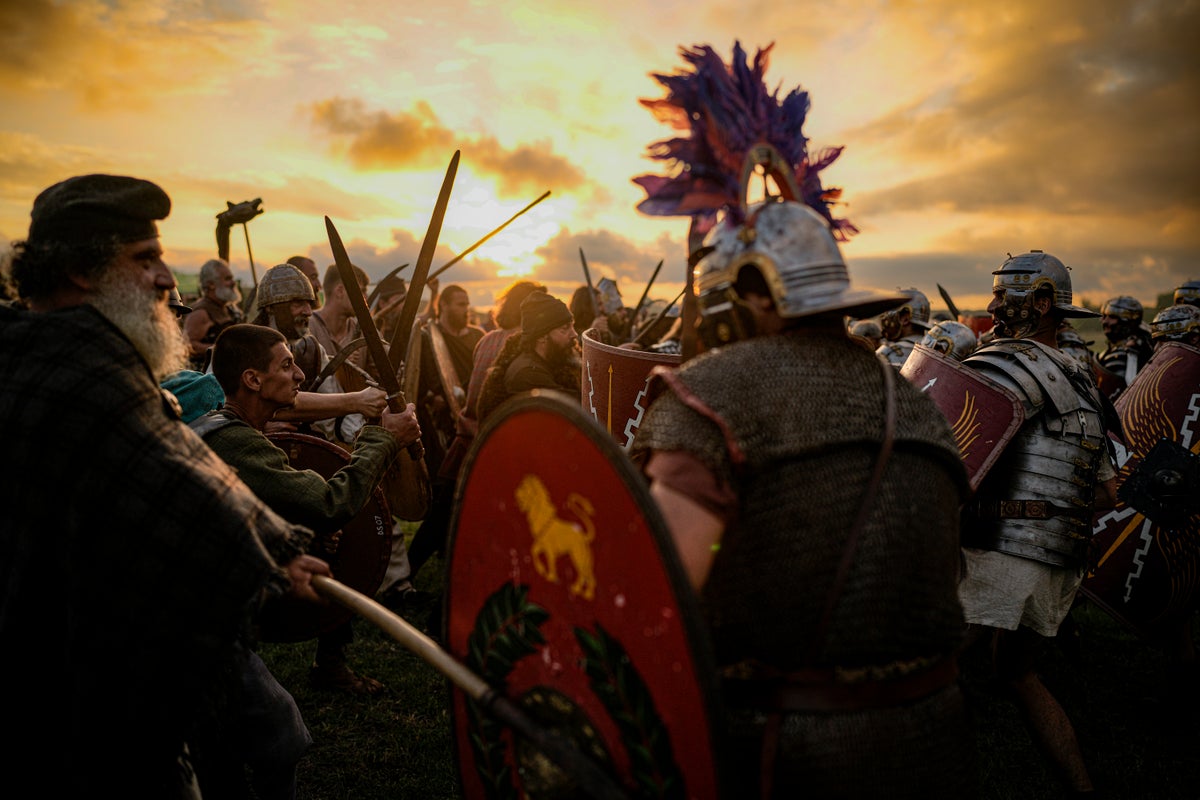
left=258, top=431, right=392, bottom=642
left=445, top=391, right=721, bottom=799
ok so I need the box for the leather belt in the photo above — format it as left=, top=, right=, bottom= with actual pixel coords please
left=722, top=657, right=958, bottom=713
left=969, top=499, right=1087, bottom=521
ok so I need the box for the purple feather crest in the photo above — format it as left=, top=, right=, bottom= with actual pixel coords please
left=633, top=42, right=858, bottom=241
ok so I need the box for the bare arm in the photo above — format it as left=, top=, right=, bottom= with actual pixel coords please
left=182, top=308, right=215, bottom=359
left=649, top=479, right=725, bottom=592
left=275, top=386, right=388, bottom=423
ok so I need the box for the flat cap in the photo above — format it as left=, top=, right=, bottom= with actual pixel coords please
left=29, top=174, right=171, bottom=245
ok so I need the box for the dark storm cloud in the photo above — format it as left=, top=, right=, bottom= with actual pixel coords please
left=847, top=1, right=1200, bottom=222
left=307, top=97, right=589, bottom=197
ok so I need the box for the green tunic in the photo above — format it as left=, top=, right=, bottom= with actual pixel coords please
left=196, top=412, right=401, bottom=536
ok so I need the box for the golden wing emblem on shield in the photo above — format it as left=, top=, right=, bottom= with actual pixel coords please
left=515, top=474, right=598, bottom=600
left=951, top=390, right=983, bottom=461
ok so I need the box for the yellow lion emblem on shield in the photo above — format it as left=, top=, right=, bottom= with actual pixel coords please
left=515, top=474, right=597, bottom=601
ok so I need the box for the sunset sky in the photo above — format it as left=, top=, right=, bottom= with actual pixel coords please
left=2, top=0, right=1197, bottom=314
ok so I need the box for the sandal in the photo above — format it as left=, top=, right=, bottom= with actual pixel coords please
left=309, top=662, right=384, bottom=696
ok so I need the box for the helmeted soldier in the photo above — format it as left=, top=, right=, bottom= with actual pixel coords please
left=875, top=287, right=932, bottom=367
left=1173, top=278, right=1200, bottom=307
left=920, top=319, right=978, bottom=362
left=1150, top=302, right=1200, bottom=347
left=1097, top=295, right=1153, bottom=396
left=630, top=41, right=977, bottom=799
left=1055, top=323, right=1100, bottom=375
left=957, top=249, right=1120, bottom=796
left=847, top=317, right=883, bottom=350
left=250, top=263, right=377, bottom=445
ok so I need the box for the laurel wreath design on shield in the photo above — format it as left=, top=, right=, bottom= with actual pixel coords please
left=574, top=625, right=686, bottom=799
left=464, top=583, right=686, bottom=798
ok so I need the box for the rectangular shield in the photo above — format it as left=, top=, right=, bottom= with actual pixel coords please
left=900, top=343, right=1025, bottom=491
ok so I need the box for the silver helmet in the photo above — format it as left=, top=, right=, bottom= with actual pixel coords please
left=168, top=286, right=192, bottom=318
left=1173, top=279, right=1200, bottom=307
left=1100, top=295, right=1143, bottom=323
left=880, top=287, right=932, bottom=340
left=1151, top=303, right=1200, bottom=341
left=256, top=263, right=316, bottom=308
left=921, top=320, right=978, bottom=362
left=695, top=199, right=907, bottom=346
left=991, top=250, right=1096, bottom=338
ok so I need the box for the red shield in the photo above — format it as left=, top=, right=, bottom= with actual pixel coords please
left=580, top=331, right=681, bottom=449
left=446, top=391, right=721, bottom=799
left=900, top=343, right=1025, bottom=491
left=258, top=432, right=392, bottom=642
left=1081, top=342, right=1200, bottom=639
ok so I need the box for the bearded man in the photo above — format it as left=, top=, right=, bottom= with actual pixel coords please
left=476, top=289, right=580, bottom=425
left=184, top=256, right=244, bottom=370
left=0, top=174, right=329, bottom=796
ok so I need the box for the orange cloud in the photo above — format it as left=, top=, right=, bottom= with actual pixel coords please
left=307, top=97, right=588, bottom=198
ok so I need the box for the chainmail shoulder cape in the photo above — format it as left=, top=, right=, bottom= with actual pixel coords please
left=635, top=330, right=966, bottom=488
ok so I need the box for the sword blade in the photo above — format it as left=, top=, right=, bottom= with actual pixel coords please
left=937, top=283, right=960, bottom=321
left=325, top=217, right=407, bottom=411
left=388, top=150, right=461, bottom=376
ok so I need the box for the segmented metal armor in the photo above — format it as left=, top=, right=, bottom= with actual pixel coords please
left=961, top=339, right=1114, bottom=567
left=876, top=334, right=922, bottom=367
left=1098, top=296, right=1153, bottom=388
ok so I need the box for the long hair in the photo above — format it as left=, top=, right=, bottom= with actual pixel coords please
left=476, top=331, right=580, bottom=425
left=494, top=279, right=547, bottom=330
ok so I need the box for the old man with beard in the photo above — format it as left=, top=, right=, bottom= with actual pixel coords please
left=476, top=289, right=579, bottom=425
left=0, top=174, right=330, bottom=797
left=184, top=256, right=244, bottom=370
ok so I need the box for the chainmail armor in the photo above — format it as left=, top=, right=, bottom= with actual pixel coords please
left=632, top=330, right=975, bottom=797
left=633, top=331, right=967, bottom=668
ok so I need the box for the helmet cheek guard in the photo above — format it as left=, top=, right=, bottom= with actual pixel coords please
left=994, top=287, right=1041, bottom=339
left=697, top=284, right=758, bottom=348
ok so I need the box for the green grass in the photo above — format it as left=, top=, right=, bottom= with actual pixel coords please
left=259, top=529, right=1198, bottom=799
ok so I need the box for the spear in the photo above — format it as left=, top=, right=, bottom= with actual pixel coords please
left=579, top=248, right=600, bottom=321
left=628, top=258, right=664, bottom=342
left=427, top=190, right=551, bottom=283
left=632, top=288, right=686, bottom=347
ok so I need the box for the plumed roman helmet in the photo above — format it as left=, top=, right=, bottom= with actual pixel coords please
left=694, top=199, right=907, bottom=346
left=921, top=320, right=978, bottom=362
left=256, top=263, right=316, bottom=308
left=1173, top=279, right=1200, bottom=307
left=633, top=42, right=906, bottom=348
left=1151, top=303, right=1200, bottom=341
left=991, top=250, right=1097, bottom=339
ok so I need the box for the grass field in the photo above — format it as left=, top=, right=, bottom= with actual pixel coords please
left=258, top=543, right=1199, bottom=800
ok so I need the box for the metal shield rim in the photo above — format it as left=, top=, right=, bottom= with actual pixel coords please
left=444, top=388, right=724, bottom=795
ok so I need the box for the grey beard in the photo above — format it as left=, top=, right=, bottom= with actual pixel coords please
left=215, top=283, right=242, bottom=305
left=90, top=276, right=192, bottom=381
